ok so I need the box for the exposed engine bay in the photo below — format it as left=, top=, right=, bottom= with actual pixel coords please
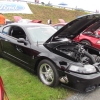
left=52, top=39, right=100, bottom=64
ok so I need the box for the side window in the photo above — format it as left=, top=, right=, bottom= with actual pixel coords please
left=2, top=26, right=10, bottom=34
left=9, top=26, right=26, bottom=39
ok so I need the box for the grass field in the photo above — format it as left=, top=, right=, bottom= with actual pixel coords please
left=0, top=58, right=74, bottom=100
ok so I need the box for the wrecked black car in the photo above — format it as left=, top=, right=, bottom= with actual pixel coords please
left=0, top=14, right=100, bottom=92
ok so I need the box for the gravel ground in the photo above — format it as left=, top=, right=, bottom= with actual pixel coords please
left=66, top=87, right=100, bottom=100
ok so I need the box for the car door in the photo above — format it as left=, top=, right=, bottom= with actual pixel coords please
left=1, top=26, right=33, bottom=67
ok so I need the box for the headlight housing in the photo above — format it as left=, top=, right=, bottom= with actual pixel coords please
left=97, top=40, right=100, bottom=44
left=68, top=64, right=96, bottom=74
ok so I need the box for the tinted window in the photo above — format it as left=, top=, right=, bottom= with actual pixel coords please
left=9, top=26, right=26, bottom=39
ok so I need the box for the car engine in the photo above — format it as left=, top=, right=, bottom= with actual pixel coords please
left=55, top=41, right=100, bottom=64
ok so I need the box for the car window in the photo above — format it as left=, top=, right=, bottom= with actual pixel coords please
left=9, top=26, right=26, bottom=39
left=54, top=25, right=63, bottom=30
left=27, top=27, right=57, bottom=42
left=57, top=25, right=63, bottom=30
left=2, top=26, right=10, bottom=34
left=53, top=26, right=57, bottom=30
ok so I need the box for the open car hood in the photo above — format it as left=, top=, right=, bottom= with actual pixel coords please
left=45, top=14, right=100, bottom=43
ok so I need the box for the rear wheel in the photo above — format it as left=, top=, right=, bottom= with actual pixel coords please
left=80, top=40, right=91, bottom=46
left=37, top=59, right=59, bottom=87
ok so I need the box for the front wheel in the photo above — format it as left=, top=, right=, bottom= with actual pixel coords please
left=37, top=59, right=59, bottom=87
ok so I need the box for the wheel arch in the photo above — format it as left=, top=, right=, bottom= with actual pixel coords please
left=34, top=56, right=59, bottom=73
left=80, top=39, right=92, bottom=45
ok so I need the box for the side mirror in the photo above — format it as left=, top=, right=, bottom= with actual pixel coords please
left=17, top=38, right=28, bottom=45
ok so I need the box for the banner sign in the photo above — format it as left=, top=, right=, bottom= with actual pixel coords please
left=0, top=1, right=33, bottom=14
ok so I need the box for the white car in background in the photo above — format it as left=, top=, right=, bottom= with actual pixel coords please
left=17, top=19, right=32, bottom=23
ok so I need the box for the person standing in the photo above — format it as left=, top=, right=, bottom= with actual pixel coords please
left=47, top=19, right=52, bottom=25
left=0, top=13, right=6, bottom=26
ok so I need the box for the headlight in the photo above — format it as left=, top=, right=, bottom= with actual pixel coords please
left=97, top=40, right=100, bottom=44
left=69, top=64, right=96, bottom=74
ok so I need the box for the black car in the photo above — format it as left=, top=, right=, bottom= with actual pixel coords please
left=0, top=14, right=100, bottom=92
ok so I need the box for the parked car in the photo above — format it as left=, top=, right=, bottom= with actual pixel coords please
left=53, top=20, right=100, bottom=50
left=31, top=20, right=42, bottom=23
left=13, top=16, right=42, bottom=23
left=17, top=19, right=32, bottom=23
left=0, top=77, right=9, bottom=100
left=1, top=14, right=100, bottom=92
left=17, top=19, right=42, bottom=23
left=52, top=19, right=67, bottom=30
left=74, top=23, right=100, bottom=50
left=53, top=23, right=67, bottom=30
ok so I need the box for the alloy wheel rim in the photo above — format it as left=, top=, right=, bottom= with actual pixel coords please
left=39, top=63, right=54, bottom=85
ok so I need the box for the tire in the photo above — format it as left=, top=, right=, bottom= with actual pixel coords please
left=80, top=40, right=91, bottom=46
left=37, top=59, right=59, bottom=87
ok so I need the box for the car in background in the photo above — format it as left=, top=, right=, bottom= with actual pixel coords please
left=53, top=23, right=67, bottom=30
left=13, top=16, right=42, bottom=24
left=52, top=19, right=67, bottom=30
left=18, top=19, right=42, bottom=23
left=31, top=20, right=42, bottom=23
left=0, top=77, right=9, bottom=100
left=53, top=19, right=100, bottom=50
left=17, top=19, right=32, bottom=23
left=74, top=22, right=100, bottom=50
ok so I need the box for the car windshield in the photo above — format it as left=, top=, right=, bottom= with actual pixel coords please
left=27, top=27, right=57, bottom=42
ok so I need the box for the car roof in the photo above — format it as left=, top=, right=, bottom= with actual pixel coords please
left=5, top=23, right=51, bottom=27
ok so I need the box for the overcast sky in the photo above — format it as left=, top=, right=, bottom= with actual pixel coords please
left=39, top=0, right=100, bottom=12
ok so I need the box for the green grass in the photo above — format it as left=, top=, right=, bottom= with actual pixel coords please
left=0, top=58, right=74, bottom=100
